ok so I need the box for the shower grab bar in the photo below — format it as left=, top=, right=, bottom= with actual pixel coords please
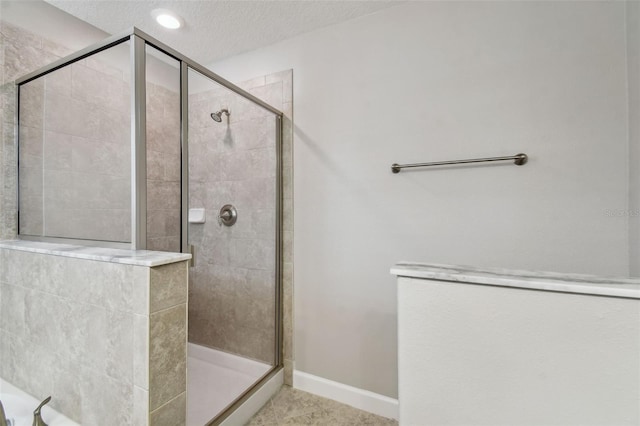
left=391, top=153, right=528, bottom=173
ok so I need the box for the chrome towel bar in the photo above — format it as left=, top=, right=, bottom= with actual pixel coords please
left=391, top=153, right=528, bottom=173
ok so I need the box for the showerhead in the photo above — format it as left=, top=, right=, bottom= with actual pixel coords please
left=211, top=109, right=230, bottom=123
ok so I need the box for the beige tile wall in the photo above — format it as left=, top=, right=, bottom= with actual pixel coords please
left=146, top=80, right=181, bottom=253
left=147, top=262, right=188, bottom=423
left=272, top=71, right=294, bottom=386
left=46, top=56, right=130, bottom=240
left=19, top=52, right=132, bottom=242
left=1, top=22, right=69, bottom=240
left=0, top=247, right=188, bottom=425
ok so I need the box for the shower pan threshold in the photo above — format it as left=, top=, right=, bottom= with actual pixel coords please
left=187, top=343, right=271, bottom=426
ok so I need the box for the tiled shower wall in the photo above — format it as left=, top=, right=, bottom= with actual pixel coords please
left=188, top=70, right=293, bottom=369
left=0, top=22, right=66, bottom=240
left=19, top=53, right=132, bottom=241
left=146, top=82, right=181, bottom=252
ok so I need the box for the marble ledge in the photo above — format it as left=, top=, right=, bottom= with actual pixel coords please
left=391, top=261, right=640, bottom=299
left=0, top=239, right=191, bottom=267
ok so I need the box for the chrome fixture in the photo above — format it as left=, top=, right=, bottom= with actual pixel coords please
left=210, top=109, right=230, bottom=123
left=33, top=396, right=51, bottom=426
left=218, top=204, right=237, bottom=227
left=0, top=400, right=8, bottom=426
left=391, top=153, right=528, bottom=173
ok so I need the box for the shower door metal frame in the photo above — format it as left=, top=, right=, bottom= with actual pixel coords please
left=15, top=26, right=285, bottom=424
left=131, top=34, right=147, bottom=250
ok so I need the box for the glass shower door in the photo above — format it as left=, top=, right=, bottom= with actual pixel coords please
left=186, top=67, right=279, bottom=425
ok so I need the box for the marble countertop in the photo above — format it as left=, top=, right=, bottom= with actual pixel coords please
left=391, top=262, right=640, bottom=299
left=0, top=240, right=192, bottom=267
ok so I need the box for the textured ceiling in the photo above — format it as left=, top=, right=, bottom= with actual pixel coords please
left=42, top=0, right=401, bottom=64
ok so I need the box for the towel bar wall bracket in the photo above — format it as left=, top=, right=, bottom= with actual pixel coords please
left=391, top=153, right=528, bottom=173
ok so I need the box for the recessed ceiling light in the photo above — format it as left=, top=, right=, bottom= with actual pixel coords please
left=151, top=9, right=183, bottom=29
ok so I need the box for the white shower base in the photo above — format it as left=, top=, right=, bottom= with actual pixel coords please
left=187, top=343, right=271, bottom=426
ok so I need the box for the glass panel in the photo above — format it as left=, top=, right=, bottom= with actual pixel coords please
left=187, top=67, right=278, bottom=424
left=19, top=40, right=132, bottom=243
left=145, top=44, right=181, bottom=252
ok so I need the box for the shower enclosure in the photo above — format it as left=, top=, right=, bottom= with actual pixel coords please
left=14, top=28, right=282, bottom=425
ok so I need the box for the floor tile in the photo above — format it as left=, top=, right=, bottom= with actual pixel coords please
left=246, top=386, right=397, bottom=426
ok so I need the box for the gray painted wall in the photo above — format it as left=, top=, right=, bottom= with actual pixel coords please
left=211, top=1, right=637, bottom=398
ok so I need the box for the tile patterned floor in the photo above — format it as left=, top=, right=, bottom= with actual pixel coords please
left=246, top=386, right=398, bottom=426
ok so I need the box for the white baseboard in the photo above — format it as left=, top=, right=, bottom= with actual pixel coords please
left=293, top=370, right=399, bottom=420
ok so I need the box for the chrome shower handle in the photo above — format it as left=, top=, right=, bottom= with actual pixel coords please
left=218, top=204, right=237, bottom=227
left=218, top=210, right=231, bottom=225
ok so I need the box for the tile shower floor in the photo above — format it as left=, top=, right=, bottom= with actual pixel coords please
left=187, top=344, right=271, bottom=426
left=247, top=386, right=398, bottom=426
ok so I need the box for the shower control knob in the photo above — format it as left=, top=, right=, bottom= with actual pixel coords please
left=218, top=204, right=237, bottom=227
